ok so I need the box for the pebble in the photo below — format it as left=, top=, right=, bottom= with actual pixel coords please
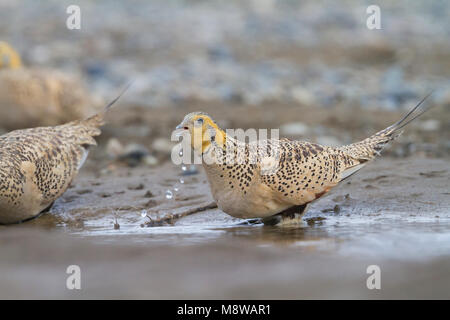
left=106, top=138, right=124, bottom=158
left=152, top=138, right=175, bottom=155
left=118, top=144, right=151, bottom=167
left=280, top=122, right=309, bottom=136
left=291, top=87, right=316, bottom=105
left=144, top=191, right=154, bottom=198
left=315, top=136, right=342, bottom=147
left=420, top=120, right=440, bottom=132
left=143, top=155, right=159, bottom=167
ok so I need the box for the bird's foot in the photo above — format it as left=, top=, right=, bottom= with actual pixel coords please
left=262, top=204, right=309, bottom=227
left=237, top=218, right=263, bottom=226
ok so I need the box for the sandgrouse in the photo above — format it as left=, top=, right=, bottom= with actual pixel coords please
left=0, top=41, right=102, bottom=130
left=176, top=95, right=433, bottom=225
left=0, top=90, right=126, bottom=224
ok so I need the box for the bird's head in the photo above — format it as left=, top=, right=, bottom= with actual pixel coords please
left=176, top=112, right=226, bottom=154
left=0, top=42, right=22, bottom=70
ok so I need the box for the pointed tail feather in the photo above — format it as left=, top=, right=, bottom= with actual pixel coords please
left=339, top=92, right=434, bottom=161
left=82, top=81, right=133, bottom=128
left=103, top=81, right=133, bottom=113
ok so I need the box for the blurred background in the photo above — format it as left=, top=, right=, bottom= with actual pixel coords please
left=0, top=0, right=449, bottom=299
left=0, top=0, right=449, bottom=159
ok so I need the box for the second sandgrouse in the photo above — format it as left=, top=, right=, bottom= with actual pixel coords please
left=0, top=91, right=126, bottom=224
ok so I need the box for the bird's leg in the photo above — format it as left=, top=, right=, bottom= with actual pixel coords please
left=262, top=203, right=309, bottom=226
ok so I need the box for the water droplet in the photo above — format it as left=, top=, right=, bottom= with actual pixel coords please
left=140, top=209, right=148, bottom=218
left=179, top=150, right=183, bottom=157
left=174, top=187, right=179, bottom=192
left=179, top=178, right=184, bottom=184
left=165, top=190, right=173, bottom=199
left=181, top=164, right=198, bottom=176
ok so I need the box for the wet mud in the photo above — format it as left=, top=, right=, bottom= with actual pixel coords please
left=1, top=158, right=449, bottom=299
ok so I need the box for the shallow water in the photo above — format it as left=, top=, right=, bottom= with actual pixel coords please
left=1, top=158, right=449, bottom=298
left=56, top=209, right=450, bottom=261
left=21, top=157, right=450, bottom=261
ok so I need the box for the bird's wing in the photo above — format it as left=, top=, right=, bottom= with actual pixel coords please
left=0, top=124, right=96, bottom=208
left=259, top=140, right=339, bottom=206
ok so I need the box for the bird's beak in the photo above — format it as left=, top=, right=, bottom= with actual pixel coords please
left=174, top=123, right=187, bottom=137
left=176, top=120, right=189, bottom=130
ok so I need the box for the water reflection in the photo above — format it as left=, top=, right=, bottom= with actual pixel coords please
left=215, top=223, right=330, bottom=244
left=4, top=208, right=450, bottom=262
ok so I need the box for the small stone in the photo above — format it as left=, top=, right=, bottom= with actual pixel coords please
left=106, top=138, right=124, bottom=158
left=123, top=143, right=150, bottom=156
left=145, top=199, right=158, bottom=208
left=420, top=119, right=440, bottom=132
left=333, top=205, right=341, bottom=214
left=119, top=143, right=150, bottom=167
left=100, top=193, right=112, bottom=198
left=128, top=183, right=144, bottom=190
left=291, top=87, right=315, bottom=105
left=144, top=190, right=154, bottom=198
left=143, top=155, right=159, bottom=166
left=316, top=136, right=341, bottom=147
left=280, top=122, right=309, bottom=136
left=152, top=138, right=175, bottom=154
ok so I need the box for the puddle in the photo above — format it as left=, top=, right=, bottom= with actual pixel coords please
left=1, top=159, right=449, bottom=298
left=20, top=202, right=449, bottom=262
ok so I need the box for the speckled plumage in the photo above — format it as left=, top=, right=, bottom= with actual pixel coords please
left=0, top=113, right=104, bottom=224
left=202, top=135, right=360, bottom=221
left=177, top=95, right=433, bottom=225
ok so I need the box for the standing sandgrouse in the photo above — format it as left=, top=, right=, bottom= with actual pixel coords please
left=0, top=90, right=127, bottom=224
left=176, top=95, right=433, bottom=225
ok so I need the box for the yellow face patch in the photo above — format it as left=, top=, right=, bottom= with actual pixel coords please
left=0, top=42, right=22, bottom=69
left=190, top=114, right=226, bottom=153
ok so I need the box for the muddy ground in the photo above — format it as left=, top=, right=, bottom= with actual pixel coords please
left=1, top=153, right=449, bottom=299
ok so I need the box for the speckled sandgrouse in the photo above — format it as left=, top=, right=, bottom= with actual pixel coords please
left=0, top=41, right=102, bottom=130
left=176, top=95, right=433, bottom=225
left=0, top=90, right=127, bottom=224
